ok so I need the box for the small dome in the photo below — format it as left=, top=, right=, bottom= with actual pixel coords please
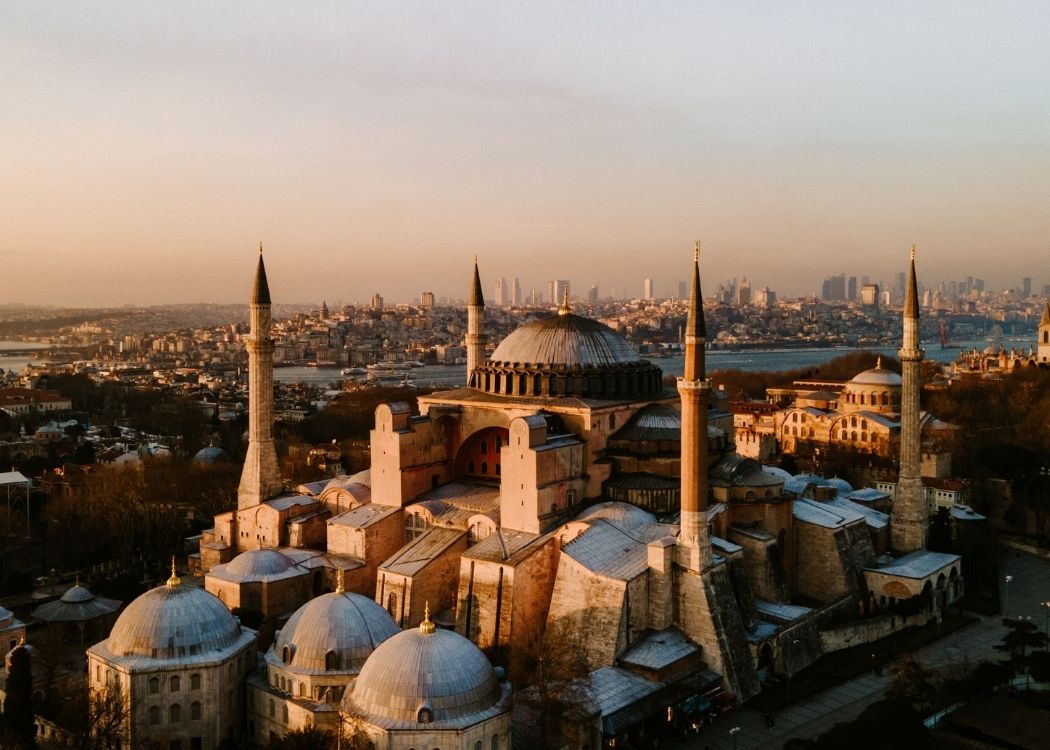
left=224, top=549, right=295, bottom=579
left=849, top=366, right=901, bottom=387
left=192, top=446, right=230, bottom=464
left=490, top=314, right=643, bottom=368
left=343, top=622, right=501, bottom=726
left=762, top=466, right=794, bottom=482
left=60, top=583, right=95, bottom=603
left=826, top=477, right=854, bottom=494
left=107, top=582, right=240, bottom=660
left=275, top=592, right=398, bottom=674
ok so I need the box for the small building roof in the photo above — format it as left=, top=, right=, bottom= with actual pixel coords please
left=866, top=549, right=960, bottom=579
left=378, top=527, right=465, bottom=577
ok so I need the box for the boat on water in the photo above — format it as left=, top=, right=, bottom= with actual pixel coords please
left=341, top=367, right=367, bottom=376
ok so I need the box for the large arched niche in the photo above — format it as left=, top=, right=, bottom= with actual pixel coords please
left=454, top=426, right=510, bottom=479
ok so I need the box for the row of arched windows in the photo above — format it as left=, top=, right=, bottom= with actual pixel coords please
left=148, top=702, right=202, bottom=724
left=148, top=674, right=201, bottom=694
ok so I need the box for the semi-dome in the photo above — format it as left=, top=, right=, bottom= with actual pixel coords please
left=343, top=615, right=502, bottom=726
left=106, top=574, right=241, bottom=660
left=471, top=311, right=664, bottom=400
left=223, top=548, right=295, bottom=579
left=274, top=590, right=398, bottom=674
left=576, top=501, right=656, bottom=532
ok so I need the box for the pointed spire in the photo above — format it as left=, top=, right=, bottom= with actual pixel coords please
left=334, top=573, right=344, bottom=595
left=469, top=257, right=484, bottom=307
left=420, top=601, right=436, bottom=635
left=686, top=240, right=706, bottom=338
left=903, top=245, right=919, bottom=319
left=251, top=244, right=271, bottom=305
left=166, top=557, right=181, bottom=588
left=1040, top=301, right=1050, bottom=326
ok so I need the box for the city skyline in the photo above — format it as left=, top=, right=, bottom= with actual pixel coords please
left=3, top=2, right=1049, bottom=305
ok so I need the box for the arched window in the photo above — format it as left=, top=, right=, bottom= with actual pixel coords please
left=191, top=701, right=201, bottom=720
left=269, top=699, right=275, bottom=718
left=387, top=592, right=398, bottom=619
left=861, top=419, right=868, bottom=430
left=282, top=646, right=292, bottom=664
left=468, top=460, right=475, bottom=473
left=492, top=735, right=499, bottom=750
left=170, top=676, right=180, bottom=692
left=169, top=704, right=181, bottom=723
left=149, top=677, right=160, bottom=694
left=283, top=704, right=289, bottom=722
left=475, top=742, right=483, bottom=750
left=481, top=461, right=488, bottom=475
left=325, top=650, right=338, bottom=671
left=418, top=706, right=434, bottom=723
left=149, top=706, right=160, bottom=725
left=190, top=673, right=201, bottom=690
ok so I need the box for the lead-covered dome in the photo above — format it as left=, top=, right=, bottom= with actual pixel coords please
left=274, top=591, right=398, bottom=674
left=850, top=367, right=902, bottom=387
left=342, top=618, right=503, bottom=727
left=471, top=311, right=663, bottom=399
left=106, top=577, right=241, bottom=660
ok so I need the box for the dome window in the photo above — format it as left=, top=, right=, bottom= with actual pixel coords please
left=417, top=705, right=434, bottom=723
left=325, top=650, right=338, bottom=671
left=282, top=645, right=292, bottom=664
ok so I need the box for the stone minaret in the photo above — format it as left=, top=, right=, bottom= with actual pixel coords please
left=1038, top=301, right=1050, bottom=364
left=891, top=246, right=926, bottom=552
left=238, top=246, right=283, bottom=509
left=677, top=241, right=712, bottom=571
left=465, top=258, right=487, bottom=387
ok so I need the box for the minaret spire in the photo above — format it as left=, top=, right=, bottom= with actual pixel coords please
left=891, top=245, right=927, bottom=552
left=466, top=258, right=488, bottom=386
left=677, top=241, right=711, bottom=570
left=238, top=245, right=284, bottom=509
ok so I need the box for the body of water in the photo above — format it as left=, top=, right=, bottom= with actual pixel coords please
left=0, top=340, right=47, bottom=374
left=274, top=340, right=991, bottom=389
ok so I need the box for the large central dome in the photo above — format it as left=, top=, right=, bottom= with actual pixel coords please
left=490, top=313, right=644, bottom=367
left=471, top=311, right=664, bottom=400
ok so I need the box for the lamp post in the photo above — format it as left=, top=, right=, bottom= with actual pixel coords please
left=1041, top=600, right=1050, bottom=637
left=1004, top=574, right=1013, bottom=619
left=730, top=726, right=741, bottom=750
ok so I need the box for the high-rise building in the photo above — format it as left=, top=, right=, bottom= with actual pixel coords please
left=847, top=276, right=858, bottom=301
left=737, top=277, right=751, bottom=306
left=512, top=277, right=522, bottom=306
left=493, top=277, right=507, bottom=307
left=548, top=279, right=569, bottom=306
left=1022, top=277, right=1032, bottom=298
left=370, top=293, right=384, bottom=310
left=420, top=291, right=435, bottom=309
left=643, top=278, right=655, bottom=300
left=588, top=285, right=599, bottom=302
left=754, top=287, right=776, bottom=309
left=860, top=283, right=880, bottom=311
left=821, top=274, right=846, bottom=301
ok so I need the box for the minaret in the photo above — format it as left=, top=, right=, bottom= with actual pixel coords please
left=465, top=257, right=487, bottom=387
left=1038, top=301, right=1050, bottom=364
left=238, top=245, right=284, bottom=509
left=891, top=245, right=926, bottom=552
left=677, top=241, right=711, bottom=570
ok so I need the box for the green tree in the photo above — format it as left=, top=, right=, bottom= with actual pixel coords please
left=2, top=643, right=36, bottom=748
left=996, top=617, right=1049, bottom=675
left=267, top=727, right=335, bottom=750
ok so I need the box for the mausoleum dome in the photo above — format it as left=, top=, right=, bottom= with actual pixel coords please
left=275, top=590, right=398, bottom=674
left=224, top=548, right=295, bottom=579
left=343, top=614, right=502, bottom=726
left=107, top=574, right=241, bottom=660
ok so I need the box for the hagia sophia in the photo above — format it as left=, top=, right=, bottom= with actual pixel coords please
left=83, top=245, right=969, bottom=749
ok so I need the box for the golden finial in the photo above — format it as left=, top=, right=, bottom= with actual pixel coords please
left=558, top=287, right=571, bottom=316
left=166, top=557, right=181, bottom=588
left=876, top=355, right=883, bottom=369
left=910, top=244, right=916, bottom=261
left=420, top=601, right=436, bottom=635
left=335, top=573, right=345, bottom=595
left=694, top=240, right=701, bottom=263
left=74, top=574, right=80, bottom=588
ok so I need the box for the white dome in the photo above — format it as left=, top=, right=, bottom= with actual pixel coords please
left=60, top=583, right=96, bottom=603
left=343, top=622, right=501, bottom=726
left=275, top=592, right=398, bottom=674
left=849, top=367, right=901, bottom=387
left=107, top=579, right=241, bottom=660
left=224, top=549, right=295, bottom=579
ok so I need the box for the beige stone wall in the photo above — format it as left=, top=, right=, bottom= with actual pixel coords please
left=371, top=407, right=452, bottom=507
left=545, top=555, right=629, bottom=671
left=375, top=534, right=468, bottom=628
left=357, top=711, right=512, bottom=750
left=794, top=520, right=874, bottom=604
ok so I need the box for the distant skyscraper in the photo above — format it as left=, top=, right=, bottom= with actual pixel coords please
left=588, top=285, right=599, bottom=302
left=512, top=277, right=522, bottom=306
left=895, top=271, right=906, bottom=298
left=821, top=273, right=846, bottom=301
left=643, top=278, right=655, bottom=300
left=847, top=276, right=858, bottom=301
left=754, top=287, right=776, bottom=308
left=420, top=291, right=435, bottom=309
left=370, top=293, right=384, bottom=310
left=1022, top=277, right=1032, bottom=298
left=494, top=277, right=507, bottom=306
left=860, top=283, right=880, bottom=311
left=548, top=279, right=569, bottom=306
left=737, top=277, right=751, bottom=306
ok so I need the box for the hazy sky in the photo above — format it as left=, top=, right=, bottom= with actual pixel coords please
left=2, top=1, right=1048, bottom=306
